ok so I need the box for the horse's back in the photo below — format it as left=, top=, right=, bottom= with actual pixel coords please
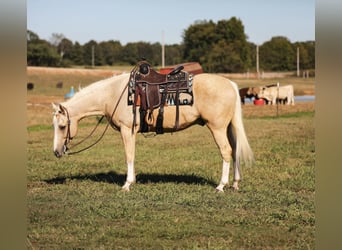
left=193, top=73, right=237, bottom=103
left=192, top=73, right=237, bottom=125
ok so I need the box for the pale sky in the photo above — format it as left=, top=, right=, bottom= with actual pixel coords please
left=27, top=0, right=315, bottom=45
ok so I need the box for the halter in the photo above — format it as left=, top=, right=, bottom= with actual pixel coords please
left=58, top=105, right=72, bottom=154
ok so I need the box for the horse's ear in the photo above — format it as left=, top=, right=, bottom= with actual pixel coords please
left=58, top=104, right=66, bottom=114
left=52, top=103, right=59, bottom=111
left=52, top=103, right=65, bottom=114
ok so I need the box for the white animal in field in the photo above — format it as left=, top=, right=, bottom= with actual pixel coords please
left=257, top=84, right=295, bottom=105
left=52, top=70, right=254, bottom=192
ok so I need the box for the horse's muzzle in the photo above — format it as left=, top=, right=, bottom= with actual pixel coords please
left=54, top=145, right=68, bottom=158
left=54, top=150, right=62, bottom=158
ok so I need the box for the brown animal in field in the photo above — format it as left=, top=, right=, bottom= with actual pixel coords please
left=239, top=87, right=255, bottom=104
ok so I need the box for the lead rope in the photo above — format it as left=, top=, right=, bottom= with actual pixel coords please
left=66, top=81, right=129, bottom=156
left=67, top=115, right=105, bottom=150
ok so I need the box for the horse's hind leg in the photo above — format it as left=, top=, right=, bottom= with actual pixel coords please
left=232, top=161, right=241, bottom=190
left=228, top=124, right=240, bottom=191
left=208, top=126, right=233, bottom=192
left=217, top=160, right=230, bottom=192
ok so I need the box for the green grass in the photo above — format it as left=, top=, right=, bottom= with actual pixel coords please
left=257, top=110, right=314, bottom=120
left=27, top=69, right=315, bottom=248
left=27, top=113, right=315, bottom=249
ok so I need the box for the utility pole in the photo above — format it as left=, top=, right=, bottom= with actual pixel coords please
left=256, top=45, right=259, bottom=78
left=161, top=30, right=165, bottom=68
left=297, top=47, right=300, bottom=77
left=92, top=45, right=95, bottom=68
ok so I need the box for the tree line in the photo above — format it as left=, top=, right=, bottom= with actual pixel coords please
left=27, top=17, right=315, bottom=73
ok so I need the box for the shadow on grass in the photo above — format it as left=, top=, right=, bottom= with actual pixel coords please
left=45, top=171, right=217, bottom=187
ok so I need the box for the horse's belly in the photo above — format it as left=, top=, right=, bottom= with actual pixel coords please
left=150, top=105, right=199, bottom=129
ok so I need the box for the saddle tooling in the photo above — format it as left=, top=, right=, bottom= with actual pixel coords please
left=128, top=60, right=194, bottom=134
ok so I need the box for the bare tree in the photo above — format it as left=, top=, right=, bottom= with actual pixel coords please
left=50, top=33, right=65, bottom=60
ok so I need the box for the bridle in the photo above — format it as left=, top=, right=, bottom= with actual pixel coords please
left=62, top=105, right=72, bottom=153
left=60, top=105, right=107, bottom=156
left=57, top=80, right=129, bottom=156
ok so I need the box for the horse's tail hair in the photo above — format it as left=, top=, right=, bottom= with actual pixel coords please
left=229, top=80, right=254, bottom=167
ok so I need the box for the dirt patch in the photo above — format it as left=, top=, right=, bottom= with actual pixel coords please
left=27, top=95, right=64, bottom=105
left=242, top=102, right=314, bottom=118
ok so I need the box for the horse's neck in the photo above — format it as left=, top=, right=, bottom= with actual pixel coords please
left=65, top=96, right=105, bottom=121
left=63, top=74, right=129, bottom=121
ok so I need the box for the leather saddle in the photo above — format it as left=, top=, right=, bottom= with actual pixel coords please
left=128, top=60, right=193, bottom=134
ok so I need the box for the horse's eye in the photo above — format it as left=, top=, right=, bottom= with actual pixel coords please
left=59, top=125, right=66, bottom=130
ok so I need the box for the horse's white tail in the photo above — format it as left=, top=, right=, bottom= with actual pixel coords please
left=229, top=80, right=254, bottom=166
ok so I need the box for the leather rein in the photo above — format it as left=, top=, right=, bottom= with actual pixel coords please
left=61, top=81, right=129, bottom=156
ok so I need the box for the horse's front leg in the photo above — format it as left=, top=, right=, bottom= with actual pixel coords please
left=120, top=125, right=137, bottom=191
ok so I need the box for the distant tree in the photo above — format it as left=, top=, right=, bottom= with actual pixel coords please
left=247, top=42, right=257, bottom=71
left=50, top=33, right=65, bottom=59
left=216, top=18, right=247, bottom=43
left=27, top=30, right=39, bottom=42
left=57, top=38, right=74, bottom=66
left=305, top=41, right=315, bottom=69
left=165, top=44, right=183, bottom=65
left=183, top=19, right=216, bottom=64
left=294, top=41, right=315, bottom=70
left=119, top=42, right=160, bottom=65
left=182, top=18, right=251, bottom=72
left=149, top=42, right=162, bottom=66
left=26, top=29, right=314, bottom=71
left=27, top=40, right=60, bottom=66
left=135, top=42, right=158, bottom=65
left=259, top=36, right=296, bottom=71
left=213, top=18, right=251, bottom=72
left=69, top=42, right=84, bottom=65
left=207, top=40, right=245, bottom=73
left=99, top=40, right=122, bottom=65
left=83, top=40, right=105, bottom=66
left=27, top=29, right=59, bottom=66
left=120, top=43, right=139, bottom=65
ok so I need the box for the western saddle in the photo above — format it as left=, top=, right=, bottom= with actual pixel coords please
left=128, top=60, right=194, bottom=134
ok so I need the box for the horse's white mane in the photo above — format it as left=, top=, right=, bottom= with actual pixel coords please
left=70, top=73, right=129, bottom=101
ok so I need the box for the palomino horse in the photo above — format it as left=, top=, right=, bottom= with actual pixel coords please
left=52, top=73, right=253, bottom=192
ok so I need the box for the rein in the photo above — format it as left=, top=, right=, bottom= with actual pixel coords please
left=63, top=81, right=129, bottom=156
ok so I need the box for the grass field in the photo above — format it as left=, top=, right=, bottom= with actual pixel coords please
left=27, top=67, right=315, bottom=249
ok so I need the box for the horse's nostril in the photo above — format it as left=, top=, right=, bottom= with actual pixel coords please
left=54, top=150, right=62, bottom=158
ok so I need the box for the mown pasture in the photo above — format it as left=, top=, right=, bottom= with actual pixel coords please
left=27, top=67, right=315, bottom=249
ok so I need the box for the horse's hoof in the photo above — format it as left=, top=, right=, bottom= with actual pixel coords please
left=215, top=185, right=225, bottom=193
left=122, top=182, right=131, bottom=192
left=232, top=182, right=239, bottom=191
